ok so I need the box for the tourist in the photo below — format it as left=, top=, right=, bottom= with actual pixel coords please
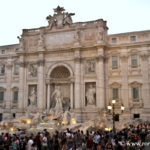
left=20, top=137, right=27, bottom=150
left=86, top=135, right=93, bottom=150
left=27, top=136, right=34, bottom=150
left=42, top=134, right=48, bottom=150
left=12, top=138, right=17, bottom=150
left=35, top=132, right=42, bottom=150
left=105, top=139, right=114, bottom=150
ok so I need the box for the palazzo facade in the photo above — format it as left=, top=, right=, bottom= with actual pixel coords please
left=0, top=6, right=150, bottom=122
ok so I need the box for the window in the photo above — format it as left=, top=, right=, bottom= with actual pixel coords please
left=0, top=113, right=2, bottom=122
left=15, top=48, right=19, bottom=52
left=133, top=114, right=140, bottom=119
left=114, top=114, right=119, bottom=121
left=12, top=113, right=16, bottom=118
left=132, top=87, right=139, bottom=101
left=13, top=91, right=18, bottom=102
left=0, top=64, right=5, bottom=75
left=112, top=38, right=117, bottom=43
left=130, top=36, right=136, bottom=42
left=0, top=91, right=4, bottom=102
left=14, top=64, right=19, bottom=75
left=131, top=55, right=138, bottom=67
left=112, top=88, right=119, bottom=99
left=112, top=56, right=118, bottom=69
left=1, top=50, right=5, bottom=54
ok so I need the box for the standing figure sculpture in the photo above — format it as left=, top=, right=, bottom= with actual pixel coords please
left=46, top=15, right=56, bottom=29
left=51, top=86, right=63, bottom=111
left=29, top=87, right=37, bottom=106
left=86, top=84, right=96, bottom=105
left=63, top=13, right=74, bottom=25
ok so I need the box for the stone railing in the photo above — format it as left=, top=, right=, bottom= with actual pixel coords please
left=107, top=30, right=150, bottom=45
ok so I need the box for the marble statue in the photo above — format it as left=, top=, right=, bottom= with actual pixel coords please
left=63, top=12, right=75, bottom=25
left=28, top=87, right=37, bottom=106
left=46, top=15, right=56, bottom=29
left=51, top=86, right=63, bottom=111
left=86, top=84, right=96, bottom=105
left=46, top=6, right=74, bottom=29
left=62, top=110, right=70, bottom=125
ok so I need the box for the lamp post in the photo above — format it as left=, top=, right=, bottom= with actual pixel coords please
left=107, top=99, right=125, bottom=132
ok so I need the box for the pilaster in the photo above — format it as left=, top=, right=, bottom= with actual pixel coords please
left=74, top=50, right=81, bottom=109
left=37, top=53, right=45, bottom=111
left=120, top=54, right=129, bottom=109
left=96, top=48, right=105, bottom=110
left=18, top=56, right=25, bottom=111
left=5, top=60, right=12, bottom=111
left=140, top=52, right=150, bottom=109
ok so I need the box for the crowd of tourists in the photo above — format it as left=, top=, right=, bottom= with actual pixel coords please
left=0, top=122, right=150, bottom=150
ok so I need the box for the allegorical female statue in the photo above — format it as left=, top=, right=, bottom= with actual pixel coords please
left=29, top=87, right=37, bottom=106
left=51, top=86, right=63, bottom=111
left=86, top=84, right=96, bottom=105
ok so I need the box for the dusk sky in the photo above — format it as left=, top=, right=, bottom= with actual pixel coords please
left=0, top=0, right=150, bottom=45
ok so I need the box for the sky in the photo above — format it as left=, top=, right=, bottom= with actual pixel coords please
left=0, top=0, right=150, bottom=46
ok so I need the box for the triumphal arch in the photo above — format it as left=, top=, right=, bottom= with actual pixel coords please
left=1, top=6, right=150, bottom=123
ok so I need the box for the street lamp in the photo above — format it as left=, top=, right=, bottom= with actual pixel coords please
left=107, top=100, right=125, bottom=132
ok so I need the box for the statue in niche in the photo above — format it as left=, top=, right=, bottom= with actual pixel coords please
left=97, top=28, right=105, bottom=42
left=86, top=84, right=96, bottom=105
left=28, top=87, right=37, bottom=106
left=51, top=85, right=63, bottom=111
left=86, top=61, right=95, bottom=73
left=28, top=64, right=37, bottom=77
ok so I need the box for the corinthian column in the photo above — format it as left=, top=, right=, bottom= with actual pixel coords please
left=96, top=48, right=105, bottom=110
left=37, top=53, right=45, bottom=111
left=74, top=50, right=81, bottom=109
left=140, top=52, right=150, bottom=109
left=120, top=54, right=129, bottom=109
left=5, top=60, right=12, bottom=111
left=18, top=56, right=25, bottom=111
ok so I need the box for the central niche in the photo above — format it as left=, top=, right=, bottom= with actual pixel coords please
left=50, top=66, right=70, bottom=78
left=50, top=66, right=71, bottom=111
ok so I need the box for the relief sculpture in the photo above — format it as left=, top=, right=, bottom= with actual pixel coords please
left=28, top=64, right=37, bottom=77
left=86, top=60, right=95, bottom=73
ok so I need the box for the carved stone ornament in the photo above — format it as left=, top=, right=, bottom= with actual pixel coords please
left=85, top=60, right=96, bottom=73
left=28, top=64, right=37, bottom=77
left=46, top=6, right=75, bottom=29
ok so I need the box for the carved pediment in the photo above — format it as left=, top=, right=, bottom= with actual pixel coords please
left=109, top=82, right=121, bottom=88
left=129, top=81, right=142, bottom=87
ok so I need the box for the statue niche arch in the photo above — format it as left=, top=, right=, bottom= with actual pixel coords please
left=46, top=64, right=74, bottom=111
